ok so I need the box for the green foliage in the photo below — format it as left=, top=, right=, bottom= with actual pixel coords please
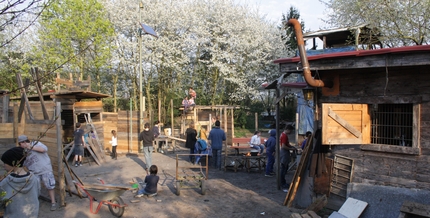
left=34, top=0, right=114, bottom=90
left=279, top=6, right=306, bottom=51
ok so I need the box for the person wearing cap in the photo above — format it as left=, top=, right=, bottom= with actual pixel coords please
left=18, top=135, right=57, bottom=211
left=280, top=125, right=297, bottom=193
left=0, top=147, right=40, bottom=217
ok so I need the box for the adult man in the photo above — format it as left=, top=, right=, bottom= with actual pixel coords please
left=208, top=120, right=226, bottom=170
left=280, top=125, right=297, bottom=192
left=18, top=135, right=57, bottom=211
left=139, top=122, right=155, bottom=172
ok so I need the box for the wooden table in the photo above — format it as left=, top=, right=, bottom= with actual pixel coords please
left=243, top=155, right=266, bottom=172
left=154, top=135, right=169, bottom=153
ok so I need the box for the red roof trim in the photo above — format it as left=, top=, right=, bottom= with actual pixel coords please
left=273, top=45, right=430, bottom=64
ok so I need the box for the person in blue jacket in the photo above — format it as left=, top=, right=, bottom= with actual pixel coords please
left=265, top=129, right=277, bottom=177
left=208, top=120, right=226, bottom=170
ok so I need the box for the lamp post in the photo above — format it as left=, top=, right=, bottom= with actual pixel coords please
left=138, top=1, right=158, bottom=131
left=139, top=2, right=143, bottom=131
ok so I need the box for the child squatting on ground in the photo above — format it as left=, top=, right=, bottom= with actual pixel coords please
left=135, top=165, right=159, bottom=198
left=0, top=147, right=40, bottom=217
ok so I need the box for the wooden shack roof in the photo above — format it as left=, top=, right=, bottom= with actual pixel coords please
left=11, top=90, right=111, bottom=101
left=274, top=45, right=430, bottom=73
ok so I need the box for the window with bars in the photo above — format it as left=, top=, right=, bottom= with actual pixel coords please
left=370, top=104, right=413, bottom=147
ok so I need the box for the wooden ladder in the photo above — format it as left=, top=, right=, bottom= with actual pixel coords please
left=84, top=114, right=106, bottom=162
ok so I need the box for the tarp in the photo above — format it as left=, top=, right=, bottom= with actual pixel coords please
left=296, top=91, right=314, bottom=135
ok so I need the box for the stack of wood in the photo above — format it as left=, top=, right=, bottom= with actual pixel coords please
left=290, top=211, right=321, bottom=218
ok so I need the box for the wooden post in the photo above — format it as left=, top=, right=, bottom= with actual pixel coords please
left=1, top=91, right=9, bottom=123
left=295, top=112, right=299, bottom=146
left=208, top=114, right=212, bottom=132
left=31, top=68, right=49, bottom=120
left=56, top=73, right=60, bottom=91
left=16, top=75, right=34, bottom=121
left=231, top=109, right=234, bottom=138
left=55, top=102, right=65, bottom=206
left=158, top=99, right=161, bottom=122
left=170, top=99, right=174, bottom=136
left=13, top=103, right=18, bottom=143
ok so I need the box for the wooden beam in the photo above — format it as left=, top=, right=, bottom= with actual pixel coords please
left=280, top=52, right=430, bottom=73
left=55, top=102, right=65, bottom=206
left=2, top=92, right=9, bottom=123
left=284, top=134, right=314, bottom=207
left=16, top=75, right=34, bottom=121
left=55, top=77, right=74, bottom=87
left=13, top=103, right=18, bottom=144
left=400, top=201, right=430, bottom=217
left=31, top=68, right=49, bottom=120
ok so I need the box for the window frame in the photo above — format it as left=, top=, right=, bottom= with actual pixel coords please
left=360, top=104, right=420, bottom=155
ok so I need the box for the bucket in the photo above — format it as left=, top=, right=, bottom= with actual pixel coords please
left=164, top=128, right=172, bottom=136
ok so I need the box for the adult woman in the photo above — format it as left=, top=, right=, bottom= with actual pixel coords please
left=185, top=122, right=198, bottom=163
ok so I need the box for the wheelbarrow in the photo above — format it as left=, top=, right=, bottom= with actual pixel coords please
left=73, top=180, right=131, bottom=217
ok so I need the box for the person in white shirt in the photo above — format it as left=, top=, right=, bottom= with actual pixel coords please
left=250, top=131, right=265, bottom=154
left=110, top=130, right=118, bottom=160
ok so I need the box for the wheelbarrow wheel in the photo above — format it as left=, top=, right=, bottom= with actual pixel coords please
left=176, top=181, right=181, bottom=196
left=108, top=196, right=125, bottom=217
left=201, top=180, right=206, bottom=195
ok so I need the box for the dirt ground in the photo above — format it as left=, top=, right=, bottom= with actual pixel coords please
left=36, top=144, right=303, bottom=218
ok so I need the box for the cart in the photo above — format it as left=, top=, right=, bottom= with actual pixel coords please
left=73, top=180, right=131, bottom=217
left=175, top=154, right=209, bottom=196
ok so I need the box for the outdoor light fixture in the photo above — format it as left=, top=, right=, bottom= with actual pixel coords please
left=302, top=86, right=314, bottom=101
left=140, top=24, right=158, bottom=38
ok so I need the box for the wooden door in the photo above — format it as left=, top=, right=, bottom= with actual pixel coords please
left=322, top=104, right=370, bottom=145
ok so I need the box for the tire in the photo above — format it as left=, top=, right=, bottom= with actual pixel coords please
left=176, top=181, right=181, bottom=196
left=108, top=196, right=125, bottom=217
left=201, top=180, right=206, bottom=195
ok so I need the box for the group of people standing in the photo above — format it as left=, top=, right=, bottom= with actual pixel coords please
left=185, top=120, right=226, bottom=169
left=264, top=125, right=300, bottom=193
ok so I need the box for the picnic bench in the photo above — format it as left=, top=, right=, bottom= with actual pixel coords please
left=230, top=137, right=266, bottom=155
left=224, top=137, right=266, bottom=172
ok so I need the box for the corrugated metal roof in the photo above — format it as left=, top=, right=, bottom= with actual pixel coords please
left=303, top=24, right=368, bottom=39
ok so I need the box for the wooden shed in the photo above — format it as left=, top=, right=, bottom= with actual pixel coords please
left=273, top=19, right=430, bottom=214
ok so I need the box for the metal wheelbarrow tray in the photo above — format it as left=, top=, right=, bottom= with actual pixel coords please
left=74, top=181, right=131, bottom=217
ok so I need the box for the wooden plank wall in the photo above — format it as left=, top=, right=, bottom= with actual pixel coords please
left=28, top=101, right=56, bottom=120
left=0, top=123, right=14, bottom=142
left=319, top=67, right=430, bottom=190
left=102, top=111, right=148, bottom=154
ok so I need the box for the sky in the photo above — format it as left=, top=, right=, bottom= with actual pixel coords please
left=236, top=0, right=328, bottom=32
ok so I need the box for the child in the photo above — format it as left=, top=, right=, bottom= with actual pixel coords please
left=134, top=165, right=159, bottom=197
left=301, top=131, right=312, bottom=149
left=110, top=130, right=118, bottom=160
left=0, top=147, right=40, bottom=217
left=18, top=135, right=58, bottom=211
left=73, top=123, right=85, bottom=167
